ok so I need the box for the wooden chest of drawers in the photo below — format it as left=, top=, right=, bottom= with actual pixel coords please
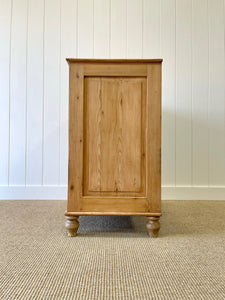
left=65, top=59, right=162, bottom=237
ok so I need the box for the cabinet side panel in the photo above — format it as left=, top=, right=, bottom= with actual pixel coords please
left=67, top=64, right=84, bottom=212
left=147, top=64, right=161, bottom=213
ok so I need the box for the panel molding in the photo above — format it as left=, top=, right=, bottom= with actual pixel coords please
left=83, top=76, right=146, bottom=196
left=1, top=186, right=225, bottom=200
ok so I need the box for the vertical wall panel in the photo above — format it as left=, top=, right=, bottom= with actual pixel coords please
left=43, top=0, right=61, bottom=184
left=192, top=0, right=209, bottom=186
left=77, top=0, right=93, bottom=58
left=208, top=0, right=225, bottom=186
left=26, top=0, right=44, bottom=185
left=60, top=0, right=77, bottom=185
left=93, top=0, right=110, bottom=58
left=1, top=0, right=225, bottom=199
left=143, top=0, right=160, bottom=58
left=9, top=0, right=28, bottom=185
left=161, top=0, right=176, bottom=186
left=0, top=0, right=11, bottom=184
left=175, top=0, right=192, bottom=186
left=110, top=0, right=126, bottom=58
left=127, top=0, right=142, bottom=58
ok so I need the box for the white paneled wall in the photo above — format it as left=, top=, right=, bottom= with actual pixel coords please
left=0, top=0, right=225, bottom=200
left=27, top=0, right=44, bottom=185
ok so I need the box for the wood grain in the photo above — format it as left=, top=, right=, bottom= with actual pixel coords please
left=146, top=216, right=160, bottom=237
left=67, top=64, right=84, bottom=212
left=84, top=77, right=102, bottom=192
left=147, top=63, right=161, bottom=213
left=65, top=216, right=79, bottom=237
left=119, top=79, right=143, bottom=192
left=83, top=63, right=147, bottom=77
left=81, top=197, right=148, bottom=212
left=67, top=60, right=162, bottom=234
left=100, top=78, right=120, bottom=191
left=66, top=59, right=163, bottom=63
left=65, top=211, right=161, bottom=217
left=83, top=77, right=146, bottom=195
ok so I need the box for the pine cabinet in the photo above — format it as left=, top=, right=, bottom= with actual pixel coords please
left=65, top=59, right=162, bottom=237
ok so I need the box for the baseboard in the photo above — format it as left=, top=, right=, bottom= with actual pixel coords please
left=162, top=186, right=225, bottom=200
left=0, top=186, right=67, bottom=200
left=0, top=186, right=225, bottom=200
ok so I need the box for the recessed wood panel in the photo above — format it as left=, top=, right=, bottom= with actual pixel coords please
left=83, top=77, right=146, bottom=196
left=100, top=78, right=121, bottom=192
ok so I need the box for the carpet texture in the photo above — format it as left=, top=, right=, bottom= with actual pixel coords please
left=0, top=200, right=224, bottom=300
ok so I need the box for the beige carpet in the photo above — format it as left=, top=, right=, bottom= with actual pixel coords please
left=0, top=200, right=224, bottom=300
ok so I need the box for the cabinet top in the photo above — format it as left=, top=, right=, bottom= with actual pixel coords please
left=66, top=58, right=163, bottom=64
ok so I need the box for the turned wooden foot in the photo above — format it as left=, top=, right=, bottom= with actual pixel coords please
left=65, top=216, right=79, bottom=237
left=146, top=216, right=160, bottom=238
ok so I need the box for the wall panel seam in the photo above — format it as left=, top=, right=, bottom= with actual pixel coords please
left=8, top=0, right=13, bottom=186
left=125, top=0, right=127, bottom=58
left=175, top=0, right=177, bottom=186
left=159, top=0, right=161, bottom=56
left=76, top=0, right=78, bottom=57
left=207, top=0, right=210, bottom=187
left=42, top=0, right=45, bottom=185
left=92, top=0, right=94, bottom=57
left=25, top=0, right=29, bottom=186
left=191, top=0, right=193, bottom=187
left=109, top=0, right=111, bottom=58
left=224, top=0, right=225, bottom=183
left=59, top=0, right=62, bottom=185
left=141, top=0, right=143, bottom=58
